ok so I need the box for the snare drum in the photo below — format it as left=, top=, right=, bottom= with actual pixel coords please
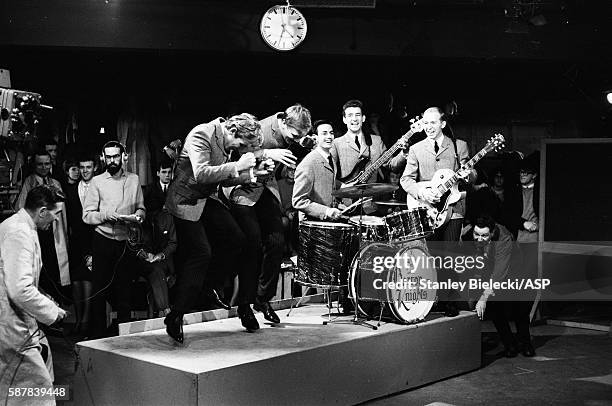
left=349, top=242, right=437, bottom=324
left=384, top=208, right=433, bottom=242
left=297, top=221, right=359, bottom=287
left=348, top=215, right=388, bottom=243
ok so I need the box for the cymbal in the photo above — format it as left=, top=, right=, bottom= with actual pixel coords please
left=332, top=183, right=399, bottom=199
left=374, top=199, right=407, bottom=207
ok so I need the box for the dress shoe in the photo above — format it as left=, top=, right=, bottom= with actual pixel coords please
left=207, top=288, right=231, bottom=310
left=164, top=312, right=184, bottom=343
left=444, top=303, right=459, bottom=317
left=237, top=305, right=260, bottom=332
left=253, top=299, right=281, bottom=324
left=520, top=343, right=536, bottom=357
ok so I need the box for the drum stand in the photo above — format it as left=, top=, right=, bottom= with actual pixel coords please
left=287, top=281, right=343, bottom=323
left=324, top=188, right=378, bottom=330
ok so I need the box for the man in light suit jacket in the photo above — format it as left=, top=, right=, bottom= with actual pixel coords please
left=0, top=186, right=67, bottom=402
left=400, top=106, right=475, bottom=242
left=227, top=104, right=312, bottom=325
left=292, top=120, right=343, bottom=221
left=164, top=113, right=271, bottom=341
left=400, top=106, right=475, bottom=317
left=331, top=99, right=405, bottom=186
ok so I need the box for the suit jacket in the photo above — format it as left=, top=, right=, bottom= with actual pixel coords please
left=501, top=183, right=540, bottom=239
left=143, top=182, right=167, bottom=213
left=400, top=135, right=472, bottom=217
left=165, top=118, right=252, bottom=221
left=139, top=209, right=177, bottom=274
left=0, top=209, right=61, bottom=363
left=292, top=149, right=336, bottom=220
left=227, top=113, right=287, bottom=206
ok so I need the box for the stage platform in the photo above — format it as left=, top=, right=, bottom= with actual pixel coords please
left=74, top=304, right=480, bottom=406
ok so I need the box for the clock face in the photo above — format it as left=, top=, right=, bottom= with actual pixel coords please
left=260, top=5, right=307, bottom=51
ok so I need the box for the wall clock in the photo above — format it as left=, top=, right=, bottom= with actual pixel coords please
left=260, top=3, right=307, bottom=51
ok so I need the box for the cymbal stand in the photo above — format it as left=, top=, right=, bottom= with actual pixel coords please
left=323, top=187, right=378, bottom=330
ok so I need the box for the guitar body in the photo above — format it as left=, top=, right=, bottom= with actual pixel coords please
left=339, top=156, right=370, bottom=185
left=406, top=168, right=462, bottom=229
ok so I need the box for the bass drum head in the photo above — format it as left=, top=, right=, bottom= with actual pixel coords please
left=349, top=242, right=396, bottom=318
left=386, top=245, right=437, bottom=323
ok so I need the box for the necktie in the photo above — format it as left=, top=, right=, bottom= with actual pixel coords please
left=434, top=141, right=439, bottom=154
left=355, top=136, right=361, bottom=150
left=327, top=155, right=334, bottom=172
left=163, top=184, right=167, bottom=193
left=43, top=177, right=49, bottom=185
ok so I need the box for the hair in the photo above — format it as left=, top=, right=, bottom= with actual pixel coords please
left=342, top=99, right=364, bottom=117
left=423, top=106, right=446, bottom=121
left=313, top=119, right=334, bottom=133
left=62, top=159, right=79, bottom=173
left=225, top=113, right=263, bottom=145
left=43, top=139, right=58, bottom=147
left=474, top=214, right=496, bottom=231
left=78, top=155, right=96, bottom=166
left=283, top=103, right=312, bottom=135
left=24, top=185, right=65, bottom=211
left=102, top=140, right=126, bottom=155
left=33, top=149, right=51, bottom=160
left=157, top=156, right=174, bottom=171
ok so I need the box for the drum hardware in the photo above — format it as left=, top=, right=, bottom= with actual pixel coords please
left=331, top=183, right=398, bottom=200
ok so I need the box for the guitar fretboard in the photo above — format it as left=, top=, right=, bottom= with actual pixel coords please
left=356, top=130, right=414, bottom=183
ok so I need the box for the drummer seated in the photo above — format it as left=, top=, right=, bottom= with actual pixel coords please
left=292, top=119, right=343, bottom=222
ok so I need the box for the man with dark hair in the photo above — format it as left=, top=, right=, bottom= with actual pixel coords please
left=165, top=113, right=273, bottom=342
left=143, top=157, right=173, bottom=211
left=331, top=99, right=404, bottom=187
left=44, top=139, right=62, bottom=181
left=0, top=185, right=67, bottom=400
left=470, top=214, right=535, bottom=358
left=15, top=150, right=71, bottom=304
left=82, top=141, right=146, bottom=338
left=292, top=119, right=342, bottom=221
left=226, top=104, right=312, bottom=325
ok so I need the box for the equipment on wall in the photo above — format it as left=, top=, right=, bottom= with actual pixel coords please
left=0, top=88, right=46, bottom=141
left=260, top=1, right=308, bottom=51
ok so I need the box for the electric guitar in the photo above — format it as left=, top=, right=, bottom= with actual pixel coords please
left=406, top=133, right=505, bottom=229
left=340, top=116, right=425, bottom=186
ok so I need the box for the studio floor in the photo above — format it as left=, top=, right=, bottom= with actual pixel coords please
left=49, top=311, right=612, bottom=406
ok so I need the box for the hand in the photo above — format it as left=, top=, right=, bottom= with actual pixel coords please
left=326, top=208, right=343, bottom=220
left=119, top=214, right=142, bottom=223
left=151, top=253, right=165, bottom=263
left=523, top=221, right=537, bottom=232
left=396, top=137, right=409, bottom=151
left=457, top=168, right=472, bottom=181
left=55, top=308, right=67, bottom=323
left=166, top=274, right=176, bottom=288
left=421, top=187, right=440, bottom=204
left=164, top=146, right=178, bottom=160
left=84, top=255, right=93, bottom=271
left=475, top=298, right=487, bottom=320
left=256, top=158, right=275, bottom=174
left=265, top=149, right=297, bottom=168
left=107, top=211, right=121, bottom=222
left=236, top=152, right=256, bottom=172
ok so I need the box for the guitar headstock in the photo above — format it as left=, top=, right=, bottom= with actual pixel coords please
left=485, top=133, right=505, bottom=153
left=405, top=115, right=424, bottom=137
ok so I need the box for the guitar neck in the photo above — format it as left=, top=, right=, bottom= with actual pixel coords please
left=436, top=145, right=492, bottom=195
left=355, top=131, right=412, bottom=183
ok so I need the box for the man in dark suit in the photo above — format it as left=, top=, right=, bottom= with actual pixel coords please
left=226, top=104, right=312, bottom=325
left=471, top=214, right=535, bottom=358
left=143, top=157, right=173, bottom=211
left=165, top=113, right=272, bottom=342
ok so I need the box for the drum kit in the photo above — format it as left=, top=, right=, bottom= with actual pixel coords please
left=294, top=182, right=437, bottom=328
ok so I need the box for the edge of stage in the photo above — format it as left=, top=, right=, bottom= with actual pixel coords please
left=74, top=296, right=481, bottom=406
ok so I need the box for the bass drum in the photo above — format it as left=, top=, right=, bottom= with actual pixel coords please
left=349, top=242, right=437, bottom=324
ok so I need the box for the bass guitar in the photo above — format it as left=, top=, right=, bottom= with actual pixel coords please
left=340, top=116, right=424, bottom=186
